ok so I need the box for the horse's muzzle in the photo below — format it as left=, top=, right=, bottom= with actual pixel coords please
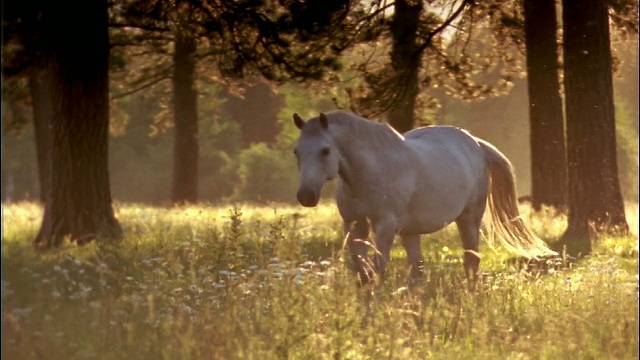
left=297, top=188, right=319, bottom=207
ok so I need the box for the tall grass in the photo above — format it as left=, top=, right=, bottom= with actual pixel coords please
left=2, top=202, right=638, bottom=359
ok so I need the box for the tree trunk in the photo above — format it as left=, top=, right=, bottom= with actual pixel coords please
left=35, top=0, right=122, bottom=247
left=171, top=29, right=199, bottom=204
left=28, top=66, right=54, bottom=204
left=561, top=0, right=628, bottom=252
left=523, top=0, right=567, bottom=211
left=387, top=0, right=423, bottom=133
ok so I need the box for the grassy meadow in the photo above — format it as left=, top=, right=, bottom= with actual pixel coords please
left=2, top=201, right=638, bottom=359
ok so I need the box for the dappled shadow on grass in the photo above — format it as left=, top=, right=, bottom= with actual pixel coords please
left=355, top=256, right=570, bottom=352
left=359, top=248, right=638, bottom=353
left=364, top=251, right=584, bottom=306
left=504, top=253, right=575, bottom=275
left=3, top=202, right=638, bottom=359
left=3, top=239, right=638, bottom=359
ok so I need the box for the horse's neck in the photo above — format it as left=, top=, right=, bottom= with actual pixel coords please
left=332, top=121, right=406, bottom=189
left=331, top=119, right=403, bottom=152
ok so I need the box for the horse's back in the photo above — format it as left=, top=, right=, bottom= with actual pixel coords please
left=404, top=126, right=485, bottom=171
left=396, top=125, right=489, bottom=234
left=404, top=125, right=475, bottom=145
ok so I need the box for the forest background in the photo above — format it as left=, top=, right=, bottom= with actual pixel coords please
left=2, top=0, right=638, bottom=207
left=1, top=2, right=639, bottom=357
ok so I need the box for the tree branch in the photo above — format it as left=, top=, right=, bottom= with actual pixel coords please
left=109, top=22, right=170, bottom=33
left=418, top=0, right=472, bottom=53
left=111, top=71, right=171, bottom=100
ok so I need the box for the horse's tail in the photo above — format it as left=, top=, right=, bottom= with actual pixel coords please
left=478, top=140, right=557, bottom=258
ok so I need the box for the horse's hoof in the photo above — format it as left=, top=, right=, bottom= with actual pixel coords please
left=409, top=260, right=425, bottom=278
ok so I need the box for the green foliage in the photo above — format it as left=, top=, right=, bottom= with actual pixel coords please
left=108, top=93, right=173, bottom=203
left=110, top=82, right=336, bottom=204
left=1, top=129, right=39, bottom=201
left=220, top=83, right=283, bottom=146
left=274, top=83, right=338, bottom=151
left=615, top=98, right=639, bottom=202
left=230, top=143, right=298, bottom=203
left=198, top=116, right=244, bottom=202
left=2, top=202, right=638, bottom=359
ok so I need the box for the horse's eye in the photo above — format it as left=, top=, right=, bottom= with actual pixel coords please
left=320, top=147, right=330, bottom=156
left=293, top=149, right=298, bottom=156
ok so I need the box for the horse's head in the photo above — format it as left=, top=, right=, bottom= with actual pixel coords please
left=292, top=112, right=340, bottom=207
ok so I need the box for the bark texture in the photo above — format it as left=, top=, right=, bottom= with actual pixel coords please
left=387, top=0, right=423, bottom=133
left=171, top=29, right=199, bottom=204
left=35, top=0, right=122, bottom=247
left=28, top=66, right=54, bottom=204
left=523, top=0, right=567, bottom=211
left=561, top=0, right=628, bottom=252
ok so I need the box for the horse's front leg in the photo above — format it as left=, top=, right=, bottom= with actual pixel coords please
left=344, top=220, right=374, bottom=284
left=371, top=216, right=398, bottom=279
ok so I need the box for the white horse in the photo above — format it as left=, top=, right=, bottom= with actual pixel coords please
left=292, top=111, right=556, bottom=286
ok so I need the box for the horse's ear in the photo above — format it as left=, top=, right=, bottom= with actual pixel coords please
left=293, top=113, right=305, bottom=129
left=319, top=113, right=329, bottom=130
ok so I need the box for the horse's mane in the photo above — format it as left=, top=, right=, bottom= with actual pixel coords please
left=319, top=111, right=405, bottom=148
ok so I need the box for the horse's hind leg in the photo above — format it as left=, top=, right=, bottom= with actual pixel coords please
left=401, top=235, right=424, bottom=279
left=455, top=201, right=486, bottom=291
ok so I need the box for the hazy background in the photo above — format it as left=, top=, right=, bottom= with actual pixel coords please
left=2, top=38, right=637, bottom=206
